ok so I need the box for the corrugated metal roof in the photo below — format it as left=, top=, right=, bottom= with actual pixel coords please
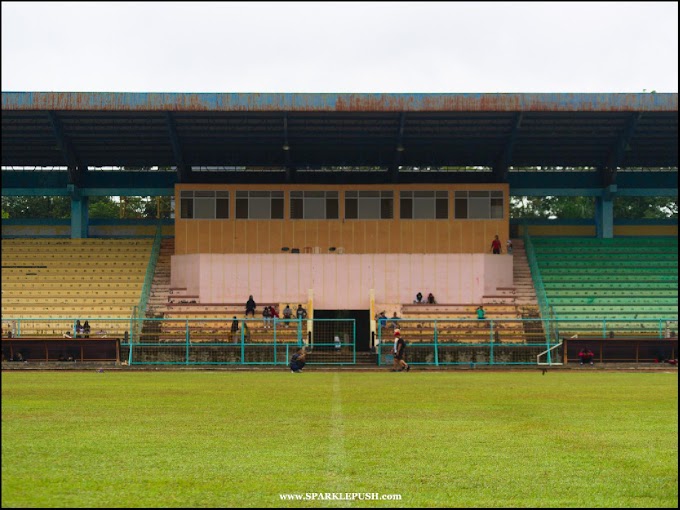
left=2, top=92, right=677, bottom=112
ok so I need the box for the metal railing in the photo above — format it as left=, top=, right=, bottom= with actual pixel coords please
left=523, top=230, right=556, bottom=343
left=2, top=316, right=677, bottom=366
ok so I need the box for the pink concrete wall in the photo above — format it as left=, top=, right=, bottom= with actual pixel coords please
left=171, top=253, right=513, bottom=307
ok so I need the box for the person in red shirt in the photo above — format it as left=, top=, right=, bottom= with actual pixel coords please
left=578, top=346, right=595, bottom=365
left=491, top=235, right=502, bottom=254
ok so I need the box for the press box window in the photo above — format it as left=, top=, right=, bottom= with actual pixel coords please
left=290, top=191, right=339, bottom=219
left=345, top=191, right=393, bottom=219
left=179, top=190, right=229, bottom=219
left=235, top=191, right=284, bottom=219
left=400, top=191, right=448, bottom=219
left=454, top=190, right=504, bottom=219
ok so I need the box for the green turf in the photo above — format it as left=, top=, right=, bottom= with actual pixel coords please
left=2, top=371, right=678, bottom=508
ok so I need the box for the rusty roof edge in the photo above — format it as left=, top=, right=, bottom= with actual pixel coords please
left=1, top=92, right=677, bottom=112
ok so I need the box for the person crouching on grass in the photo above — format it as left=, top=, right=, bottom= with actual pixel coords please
left=289, top=347, right=307, bottom=373
left=391, top=329, right=410, bottom=372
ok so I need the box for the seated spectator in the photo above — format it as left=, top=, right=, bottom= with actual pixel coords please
left=245, top=295, right=256, bottom=317
left=62, top=331, right=73, bottom=338
left=75, top=320, right=83, bottom=338
left=578, top=346, right=595, bottom=365
left=95, top=329, right=108, bottom=338
left=376, top=311, right=388, bottom=329
left=414, top=292, right=423, bottom=304
left=427, top=293, right=436, bottom=304
left=476, top=305, right=486, bottom=320
left=83, top=321, right=91, bottom=338
left=262, top=305, right=271, bottom=329
left=270, top=305, right=280, bottom=325
left=283, top=304, right=293, bottom=326
left=289, top=347, right=307, bottom=373
left=389, top=312, right=401, bottom=329
left=296, top=304, right=308, bottom=320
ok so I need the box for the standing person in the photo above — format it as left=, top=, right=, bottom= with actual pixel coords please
left=391, top=329, right=410, bottom=372
left=491, top=235, right=502, bottom=254
left=296, top=304, right=307, bottom=320
left=506, top=239, right=513, bottom=254
left=289, top=347, right=307, bottom=373
left=83, top=321, right=91, bottom=339
left=230, top=316, right=239, bottom=343
left=427, top=293, right=436, bottom=304
left=75, top=320, right=83, bottom=338
left=245, top=295, right=256, bottom=317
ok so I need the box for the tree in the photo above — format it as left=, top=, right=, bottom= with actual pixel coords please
left=0, top=196, right=70, bottom=219
left=88, top=197, right=120, bottom=218
left=511, top=196, right=677, bottom=220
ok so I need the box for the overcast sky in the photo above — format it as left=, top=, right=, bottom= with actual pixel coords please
left=1, top=1, right=678, bottom=93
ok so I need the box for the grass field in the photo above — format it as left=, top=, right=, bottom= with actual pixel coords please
left=1, top=370, right=678, bottom=508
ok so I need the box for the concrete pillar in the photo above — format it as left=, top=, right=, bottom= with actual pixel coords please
left=595, top=194, right=614, bottom=239
left=70, top=194, right=89, bottom=238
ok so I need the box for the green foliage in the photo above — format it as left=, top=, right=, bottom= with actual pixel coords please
left=615, top=197, right=678, bottom=219
left=511, top=196, right=594, bottom=219
left=1, top=196, right=71, bottom=219
left=1, top=372, right=677, bottom=508
left=0, top=195, right=175, bottom=219
left=511, top=196, right=677, bottom=220
left=87, top=197, right=119, bottom=219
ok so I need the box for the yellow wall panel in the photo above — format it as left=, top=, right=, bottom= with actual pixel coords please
left=209, top=221, right=222, bottom=253
left=615, top=225, right=678, bottom=236
left=174, top=183, right=513, bottom=255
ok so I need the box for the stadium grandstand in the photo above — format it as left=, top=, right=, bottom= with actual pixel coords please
left=1, top=92, right=677, bottom=366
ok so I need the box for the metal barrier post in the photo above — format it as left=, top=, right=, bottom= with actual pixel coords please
left=185, top=320, right=190, bottom=365
left=602, top=319, right=607, bottom=338
left=490, top=320, right=494, bottom=365
left=273, top=320, right=278, bottom=366
left=353, top=320, right=356, bottom=364
left=240, top=321, right=245, bottom=363
left=434, top=320, right=439, bottom=366
left=546, top=320, right=552, bottom=365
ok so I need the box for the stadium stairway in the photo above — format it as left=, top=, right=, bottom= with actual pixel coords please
left=145, top=238, right=174, bottom=317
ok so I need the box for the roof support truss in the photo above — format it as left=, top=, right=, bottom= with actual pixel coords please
left=166, top=112, right=190, bottom=183
left=47, top=111, right=84, bottom=186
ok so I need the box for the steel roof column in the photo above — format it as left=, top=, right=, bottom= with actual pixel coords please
left=68, top=185, right=89, bottom=238
left=595, top=185, right=616, bottom=238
